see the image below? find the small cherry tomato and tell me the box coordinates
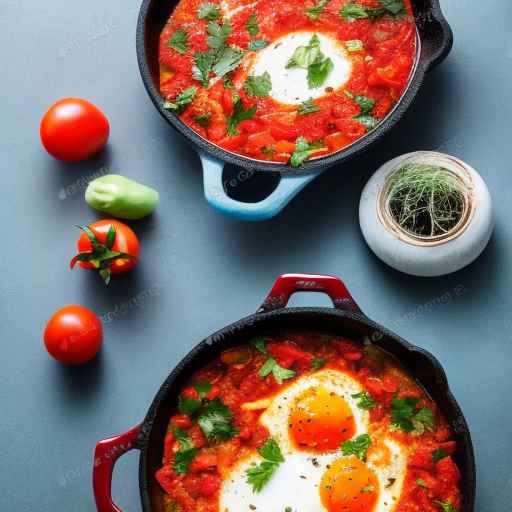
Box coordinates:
[44,305,102,364]
[40,98,110,163]
[70,220,139,284]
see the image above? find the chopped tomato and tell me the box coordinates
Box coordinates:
[270,124,299,141]
[274,140,296,153]
[218,134,248,150]
[325,132,351,151]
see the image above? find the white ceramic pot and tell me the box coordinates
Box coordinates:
[359,151,494,277]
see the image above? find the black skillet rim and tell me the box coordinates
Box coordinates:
[137,307,476,512]
[136,0,453,175]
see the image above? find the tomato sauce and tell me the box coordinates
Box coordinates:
[155,332,462,512]
[159,0,416,166]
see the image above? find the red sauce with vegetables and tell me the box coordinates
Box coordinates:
[159,0,416,166]
[155,332,462,512]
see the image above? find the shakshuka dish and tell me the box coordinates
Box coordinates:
[155,333,462,512]
[159,0,417,166]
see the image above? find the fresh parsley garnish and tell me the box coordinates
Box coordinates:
[227,97,257,135]
[167,29,189,54]
[340,0,406,20]
[251,338,268,354]
[391,397,435,434]
[195,113,212,127]
[207,20,232,49]
[194,380,212,397]
[172,427,198,474]
[434,500,458,512]
[246,439,284,492]
[307,56,333,88]
[341,433,372,461]
[432,448,449,462]
[259,357,296,384]
[248,39,269,51]
[340,2,372,19]
[298,98,321,115]
[213,46,244,77]
[192,51,215,86]
[345,39,364,51]
[179,396,202,416]
[245,72,272,97]
[380,0,407,16]
[345,91,376,114]
[305,0,330,21]
[355,114,378,130]
[351,391,377,410]
[197,397,239,441]
[198,2,221,20]
[246,13,260,36]
[311,357,325,369]
[290,137,324,167]
[163,86,197,113]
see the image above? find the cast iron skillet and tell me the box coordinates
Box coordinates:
[93,273,475,512]
[136,0,453,220]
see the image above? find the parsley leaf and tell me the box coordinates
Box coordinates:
[197,398,239,441]
[195,113,212,127]
[245,72,272,97]
[311,357,325,369]
[246,439,284,492]
[346,92,375,114]
[163,86,197,113]
[434,500,458,512]
[286,34,321,69]
[198,2,221,20]
[172,428,198,474]
[179,396,202,416]
[298,98,321,115]
[391,396,419,432]
[351,391,377,410]
[340,0,406,20]
[340,3,371,20]
[354,114,378,130]
[290,136,324,167]
[194,380,212,397]
[345,39,364,52]
[379,0,406,16]
[258,357,296,384]
[207,20,232,49]
[248,39,269,51]
[213,46,244,77]
[227,97,257,135]
[432,448,449,462]
[307,56,333,88]
[305,0,330,21]
[192,51,215,86]
[246,13,259,36]
[341,434,372,461]
[412,407,435,434]
[251,338,268,354]
[167,29,189,54]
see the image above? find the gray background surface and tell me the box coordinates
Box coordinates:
[1,0,511,510]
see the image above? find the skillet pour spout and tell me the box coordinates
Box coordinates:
[93,273,475,512]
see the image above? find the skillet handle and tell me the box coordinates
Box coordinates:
[93,425,141,512]
[259,273,362,314]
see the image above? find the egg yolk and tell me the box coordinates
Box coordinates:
[288,387,356,451]
[320,457,379,512]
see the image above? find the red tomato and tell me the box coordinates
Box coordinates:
[70,220,140,284]
[270,124,299,141]
[44,305,102,364]
[40,98,110,163]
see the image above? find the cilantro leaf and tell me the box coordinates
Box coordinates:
[346,92,375,114]
[172,428,198,474]
[311,357,325,369]
[163,86,197,113]
[412,407,435,434]
[251,338,267,354]
[340,3,371,20]
[354,114,378,130]
[432,448,449,462]
[434,500,458,512]
[195,113,212,127]
[379,0,406,16]
[258,357,295,384]
[197,398,239,441]
[290,137,324,167]
[192,51,215,86]
[340,0,405,20]
[246,13,259,36]
[286,34,321,69]
[194,380,212,397]
[248,39,269,51]
[227,97,257,135]
[345,39,364,52]
[207,20,232,49]
[213,46,244,77]
[179,396,202,416]
[351,391,377,410]
[391,396,419,432]
[198,2,221,20]
[341,434,372,460]
[298,98,321,115]
[167,29,189,54]
[305,0,330,21]
[307,56,333,88]
[245,72,272,97]
[246,439,284,492]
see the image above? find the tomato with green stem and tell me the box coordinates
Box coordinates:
[70,220,139,284]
